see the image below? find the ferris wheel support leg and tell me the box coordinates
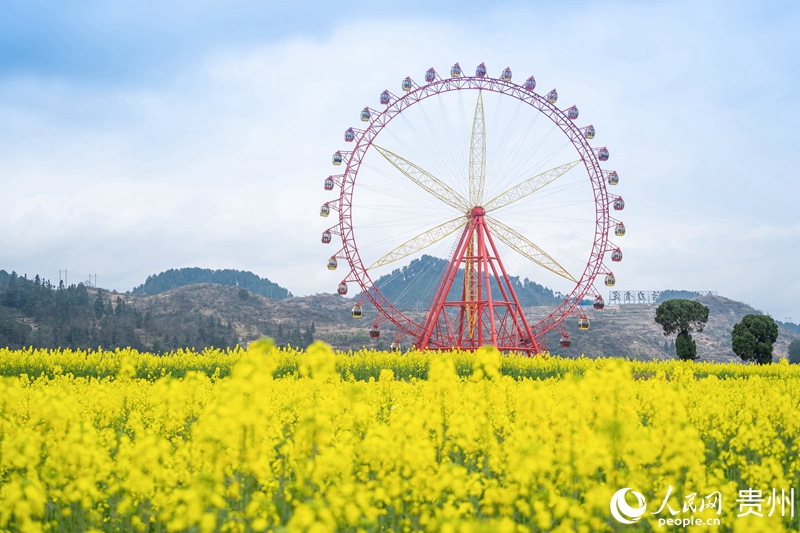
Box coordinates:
[464,236,478,341]
[475,236,484,347]
[482,220,540,354]
[418,220,475,350]
[483,252,519,342]
[477,219,498,348]
[458,248,471,344]
[457,302,466,344]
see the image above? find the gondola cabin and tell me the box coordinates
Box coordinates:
[369,324,380,339]
[524,76,536,91]
[565,105,579,120]
[560,335,572,348]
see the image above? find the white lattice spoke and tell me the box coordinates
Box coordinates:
[469,91,487,206]
[373,145,469,212]
[486,216,576,282]
[367,216,468,270]
[484,160,581,212]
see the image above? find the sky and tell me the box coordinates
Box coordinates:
[1,0,799,320]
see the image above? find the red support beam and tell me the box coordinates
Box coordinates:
[419,207,540,354]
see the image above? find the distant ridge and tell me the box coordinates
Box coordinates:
[132,268,292,299]
[1,267,798,357]
[366,255,561,311]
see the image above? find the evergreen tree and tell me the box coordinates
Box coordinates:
[732,314,779,365]
[115,297,125,316]
[789,339,800,364]
[654,299,709,361]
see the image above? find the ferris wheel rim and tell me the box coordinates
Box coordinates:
[331,69,614,346]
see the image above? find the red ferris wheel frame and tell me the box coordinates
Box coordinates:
[322,65,622,353]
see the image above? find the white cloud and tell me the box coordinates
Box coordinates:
[0,1,798,320]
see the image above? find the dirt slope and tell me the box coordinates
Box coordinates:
[120,286,799,361]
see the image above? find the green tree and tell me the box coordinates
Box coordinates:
[732,314,779,365]
[93,291,106,318]
[115,296,126,316]
[654,299,710,361]
[789,339,800,365]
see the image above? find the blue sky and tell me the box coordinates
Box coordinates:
[1,0,799,321]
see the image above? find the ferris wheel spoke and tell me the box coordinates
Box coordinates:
[483,160,581,212]
[469,90,487,206]
[373,145,470,212]
[486,216,577,283]
[367,216,468,270]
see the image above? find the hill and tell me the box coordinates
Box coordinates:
[132,267,292,299]
[0,272,243,352]
[2,268,799,361]
[132,284,377,350]
[545,295,800,362]
[124,289,795,360]
[0,271,371,352]
[368,255,561,310]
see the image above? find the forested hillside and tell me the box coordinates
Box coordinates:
[3,267,799,360]
[132,267,292,299]
[0,272,241,351]
[369,255,561,310]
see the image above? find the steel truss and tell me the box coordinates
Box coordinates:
[419,207,538,352]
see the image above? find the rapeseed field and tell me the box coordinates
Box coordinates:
[1,341,798,532]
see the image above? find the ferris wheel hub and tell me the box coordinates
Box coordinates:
[470,206,485,217]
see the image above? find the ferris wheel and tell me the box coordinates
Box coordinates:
[320,62,625,353]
